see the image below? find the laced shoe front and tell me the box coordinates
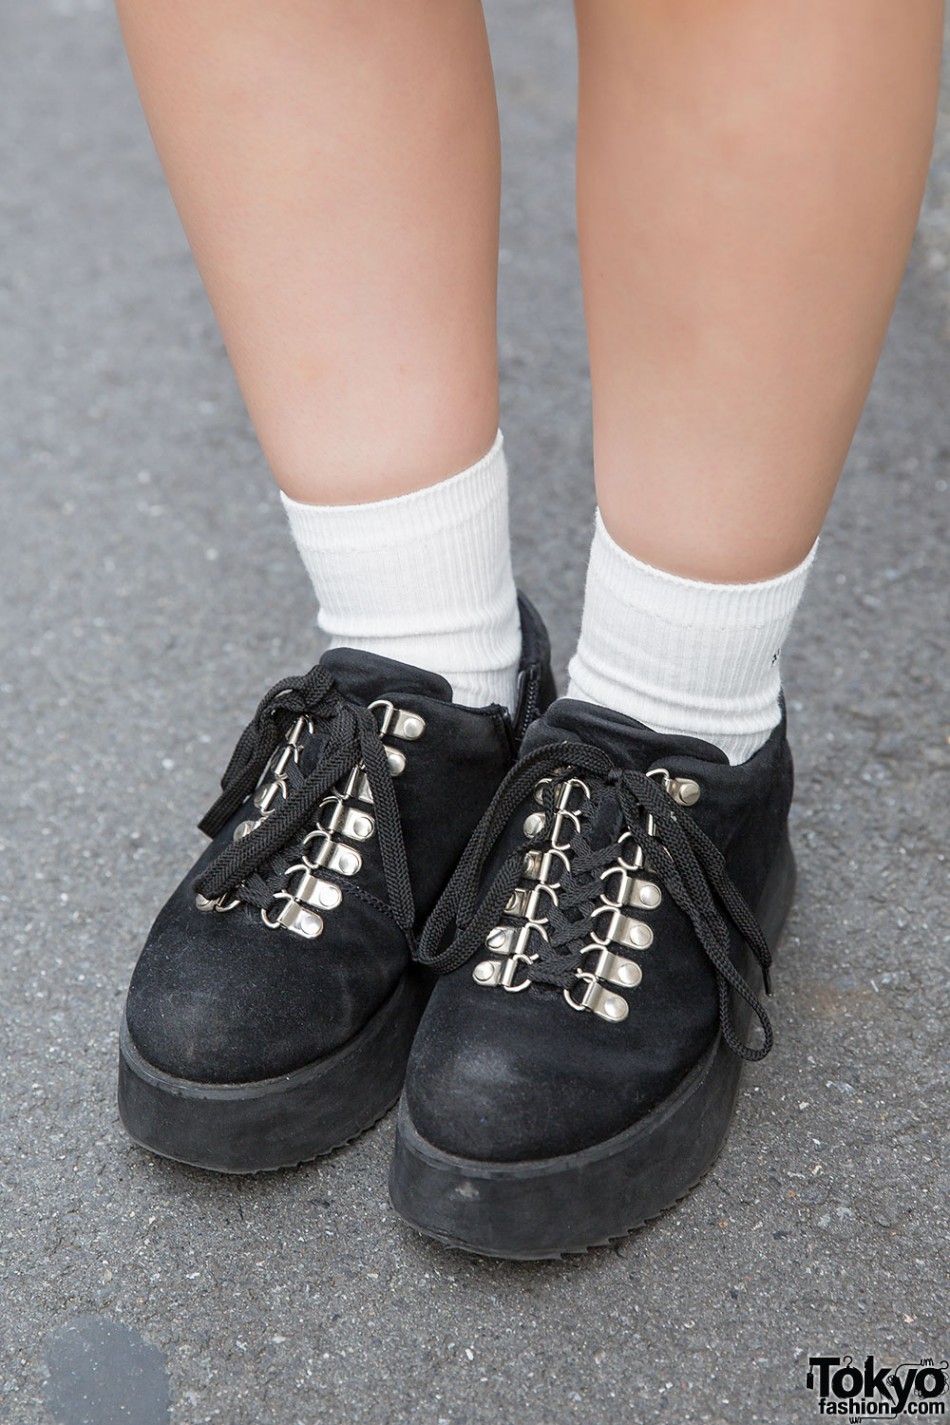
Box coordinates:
[118,597,554,1173]
[389,696,796,1257]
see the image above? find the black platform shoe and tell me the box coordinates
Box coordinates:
[389,697,796,1257]
[117,595,555,1173]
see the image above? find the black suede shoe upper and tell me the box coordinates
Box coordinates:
[404,698,793,1162]
[124,596,554,1085]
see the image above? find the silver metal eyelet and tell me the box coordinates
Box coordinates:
[522,847,569,883]
[342,766,374,804]
[504,882,557,921]
[283,866,344,911]
[261,895,324,939]
[590,905,654,951]
[564,972,629,1022]
[395,712,425,740]
[370,700,426,740]
[254,777,287,814]
[342,807,375,841]
[583,944,643,990]
[385,746,406,776]
[615,832,646,873]
[474,922,545,992]
[485,925,516,954]
[302,830,363,877]
[556,778,591,810]
[318,797,376,842]
[195,892,241,914]
[669,776,701,807]
[471,955,536,991]
[505,887,529,918]
[549,809,582,851]
[268,743,297,779]
[284,715,312,750]
[600,867,662,911]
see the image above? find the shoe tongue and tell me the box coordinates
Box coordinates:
[319,647,453,705]
[522,697,729,772]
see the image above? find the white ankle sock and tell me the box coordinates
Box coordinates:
[280,431,521,711]
[567,511,817,764]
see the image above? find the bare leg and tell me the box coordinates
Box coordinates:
[114,0,500,503]
[573,0,944,581]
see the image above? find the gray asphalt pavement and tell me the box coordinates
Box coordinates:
[1,3,948,1423]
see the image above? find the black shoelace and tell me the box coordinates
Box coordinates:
[192,667,415,936]
[417,741,774,1061]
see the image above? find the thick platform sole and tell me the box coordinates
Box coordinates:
[118,970,428,1174]
[388,834,796,1259]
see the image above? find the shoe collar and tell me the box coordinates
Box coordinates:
[523,697,731,774]
[319,648,453,705]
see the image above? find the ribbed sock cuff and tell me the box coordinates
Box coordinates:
[567,511,817,764]
[281,431,521,710]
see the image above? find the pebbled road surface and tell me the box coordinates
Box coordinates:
[1,3,947,1422]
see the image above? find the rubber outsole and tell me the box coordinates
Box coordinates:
[118,969,428,1174]
[388,834,797,1259]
